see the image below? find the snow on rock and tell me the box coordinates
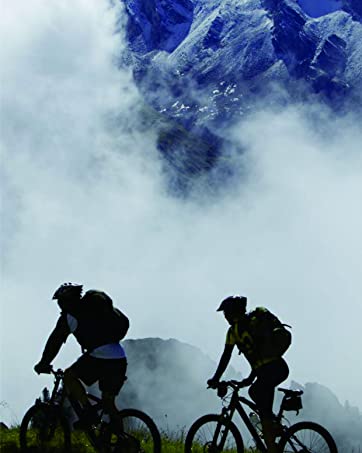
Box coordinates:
[121,0,362,110]
[118,0,362,182]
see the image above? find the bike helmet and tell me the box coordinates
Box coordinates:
[217,295,247,313]
[52,283,83,300]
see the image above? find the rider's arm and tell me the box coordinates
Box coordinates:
[211,344,234,381]
[39,315,71,365]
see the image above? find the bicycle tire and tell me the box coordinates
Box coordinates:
[114,408,162,453]
[278,421,338,453]
[184,413,245,453]
[19,402,71,452]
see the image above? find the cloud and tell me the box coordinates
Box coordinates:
[1,0,362,428]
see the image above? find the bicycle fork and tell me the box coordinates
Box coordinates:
[212,408,236,451]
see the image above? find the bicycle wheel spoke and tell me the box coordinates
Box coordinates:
[280,422,337,453]
[112,410,160,453]
[122,418,152,450]
[289,430,331,452]
[189,420,240,453]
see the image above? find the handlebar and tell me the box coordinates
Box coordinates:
[51,368,64,379]
[208,380,250,398]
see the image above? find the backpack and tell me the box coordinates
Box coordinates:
[82,290,114,314]
[110,307,130,342]
[79,290,130,348]
[247,307,292,358]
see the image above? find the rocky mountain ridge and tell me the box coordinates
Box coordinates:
[122,0,362,114]
[118,0,362,189]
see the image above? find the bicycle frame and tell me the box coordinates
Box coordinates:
[218,385,267,452]
[48,369,108,451]
[28,368,161,453]
[189,383,336,453]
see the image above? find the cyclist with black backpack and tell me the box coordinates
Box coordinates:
[34,283,129,429]
[207,295,291,453]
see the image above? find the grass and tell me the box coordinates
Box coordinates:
[0,427,97,452]
[0,427,19,453]
[0,426,259,453]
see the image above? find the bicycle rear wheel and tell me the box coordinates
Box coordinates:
[109,408,161,453]
[19,402,71,452]
[278,421,338,453]
[184,414,244,453]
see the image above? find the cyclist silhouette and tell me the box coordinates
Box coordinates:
[34,283,129,428]
[207,295,290,453]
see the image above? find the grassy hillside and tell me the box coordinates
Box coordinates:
[0,426,187,453]
[0,426,256,453]
[0,427,92,452]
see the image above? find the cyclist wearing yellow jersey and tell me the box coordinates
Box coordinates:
[207,295,289,453]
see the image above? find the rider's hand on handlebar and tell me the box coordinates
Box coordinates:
[34,362,53,375]
[207,378,220,389]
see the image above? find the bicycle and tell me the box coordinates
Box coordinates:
[19,367,162,453]
[184,380,338,453]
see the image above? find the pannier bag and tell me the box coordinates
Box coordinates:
[282,394,303,414]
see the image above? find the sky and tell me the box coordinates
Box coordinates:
[1,0,362,427]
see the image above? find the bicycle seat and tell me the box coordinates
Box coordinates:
[278,387,303,396]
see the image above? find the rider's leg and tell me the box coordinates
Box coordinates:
[260,417,278,453]
[64,355,101,425]
[99,358,127,431]
[102,391,121,428]
[249,379,278,452]
[248,359,289,452]
[63,368,90,408]
[101,392,118,414]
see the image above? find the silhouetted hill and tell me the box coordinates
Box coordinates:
[118,338,239,430]
[112,337,362,449]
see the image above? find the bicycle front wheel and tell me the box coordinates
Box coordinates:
[19,402,71,452]
[114,408,161,453]
[278,421,338,453]
[184,414,244,453]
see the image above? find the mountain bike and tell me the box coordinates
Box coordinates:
[20,367,161,453]
[184,380,338,453]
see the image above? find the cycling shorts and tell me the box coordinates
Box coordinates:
[248,358,289,416]
[68,354,127,395]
